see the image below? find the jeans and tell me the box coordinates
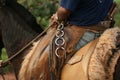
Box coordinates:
[76,31,101,50]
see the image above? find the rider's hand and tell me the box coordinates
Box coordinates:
[50,13,58,23]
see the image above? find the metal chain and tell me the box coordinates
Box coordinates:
[55,23,66,58]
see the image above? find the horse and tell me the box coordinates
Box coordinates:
[0,0,43,79]
[19,21,120,80]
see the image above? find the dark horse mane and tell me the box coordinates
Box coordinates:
[0,6,36,55]
[0,0,43,79]
[0,0,43,56]
[4,0,43,33]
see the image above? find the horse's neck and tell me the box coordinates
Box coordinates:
[6,0,43,33]
[0,7,38,55]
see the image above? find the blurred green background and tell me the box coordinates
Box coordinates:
[0,0,120,68]
[114,0,120,27]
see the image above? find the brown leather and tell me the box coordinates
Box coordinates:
[107,2,118,20]
[76,24,108,32]
[61,38,99,80]
[49,25,87,79]
[50,24,104,80]
[67,21,110,33]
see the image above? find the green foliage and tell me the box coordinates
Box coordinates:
[0,48,11,72]
[114,0,120,26]
[1,48,8,61]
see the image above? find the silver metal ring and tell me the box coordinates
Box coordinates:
[57,23,64,30]
[55,37,65,46]
[55,47,66,58]
[55,30,64,38]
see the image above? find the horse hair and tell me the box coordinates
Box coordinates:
[0,0,43,78]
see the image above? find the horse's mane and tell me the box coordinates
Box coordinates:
[5,0,43,33]
[0,1,44,77]
[0,0,43,33]
[0,0,44,56]
[0,22,4,50]
[0,5,38,56]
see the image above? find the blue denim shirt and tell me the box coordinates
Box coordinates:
[60,0,113,26]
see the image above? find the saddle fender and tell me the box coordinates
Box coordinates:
[61,38,99,80]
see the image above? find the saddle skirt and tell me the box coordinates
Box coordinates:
[61,27,120,80]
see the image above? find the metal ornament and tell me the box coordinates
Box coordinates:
[55,23,66,58]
